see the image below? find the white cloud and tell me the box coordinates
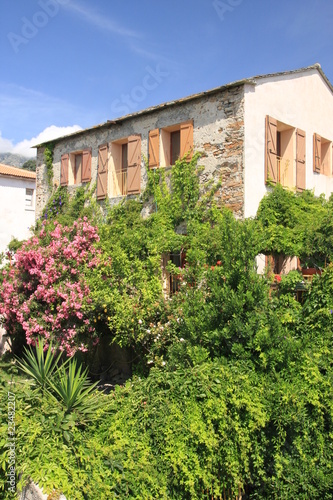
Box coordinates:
[63,1,141,39]
[0,125,82,158]
[0,133,14,154]
[0,82,91,146]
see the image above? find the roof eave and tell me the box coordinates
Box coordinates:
[33,78,253,148]
[33,63,333,149]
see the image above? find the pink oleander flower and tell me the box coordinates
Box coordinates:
[0,218,101,356]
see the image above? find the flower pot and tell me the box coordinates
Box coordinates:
[301,267,321,276]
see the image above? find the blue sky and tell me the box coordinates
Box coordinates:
[0,0,332,157]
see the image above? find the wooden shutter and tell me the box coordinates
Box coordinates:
[81,149,91,183]
[148,129,159,169]
[161,128,171,167]
[265,116,278,184]
[296,129,306,191]
[313,133,321,173]
[321,140,331,176]
[60,154,69,186]
[97,144,108,200]
[127,135,141,194]
[180,121,193,160]
[110,142,122,196]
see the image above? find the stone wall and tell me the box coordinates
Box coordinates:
[36,85,245,218]
[19,482,66,500]
[35,147,49,219]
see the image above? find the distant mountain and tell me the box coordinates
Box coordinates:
[0,153,36,171]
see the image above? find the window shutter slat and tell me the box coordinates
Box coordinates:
[148,129,159,169]
[127,135,141,194]
[81,149,92,183]
[296,129,306,191]
[60,154,69,186]
[313,133,321,173]
[97,144,108,200]
[180,121,193,160]
[265,116,278,184]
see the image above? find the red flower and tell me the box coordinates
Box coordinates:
[216,261,222,266]
[274,274,282,282]
[211,266,215,271]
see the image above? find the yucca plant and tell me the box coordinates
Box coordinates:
[48,358,100,417]
[16,338,62,393]
[16,337,101,422]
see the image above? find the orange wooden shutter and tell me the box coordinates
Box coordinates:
[161,128,171,167]
[110,142,122,196]
[60,154,69,186]
[97,144,108,200]
[265,116,278,184]
[81,149,91,183]
[313,133,321,173]
[180,121,193,160]
[296,129,306,191]
[148,129,159,169]
[127,135,141,194]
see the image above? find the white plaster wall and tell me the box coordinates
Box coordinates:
[0,176,36,254]
[244,68,333,218]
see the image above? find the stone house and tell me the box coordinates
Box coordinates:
[34,63,333,274]
[0,164,36,255]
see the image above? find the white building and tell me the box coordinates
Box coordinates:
[0,164,36,255]
[243,64,333,218]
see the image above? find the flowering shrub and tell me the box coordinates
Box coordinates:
[0,218,101,355]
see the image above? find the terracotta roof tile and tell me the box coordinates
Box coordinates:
[0,164,36,180]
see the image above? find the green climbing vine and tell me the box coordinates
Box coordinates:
[43,142,55,189]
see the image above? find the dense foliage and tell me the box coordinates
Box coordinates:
[256,184,333,266]
[0,157,333,499]
[21,159,36,172]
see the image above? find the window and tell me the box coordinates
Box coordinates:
[72,153,82,184]
[162,250,186,296]
[25,188,34,209]
[313,133,332,175]
[110,135,141,197]
[60,149,91,186]
[265,116,305,190]
[99,134,141,200]
[148,121,193,169]
[265,254,285,275]
[170,130,181,165]
[265,254,298,275]
[97,144,108,200]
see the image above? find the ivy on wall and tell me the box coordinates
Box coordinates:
[43,142,55,189]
